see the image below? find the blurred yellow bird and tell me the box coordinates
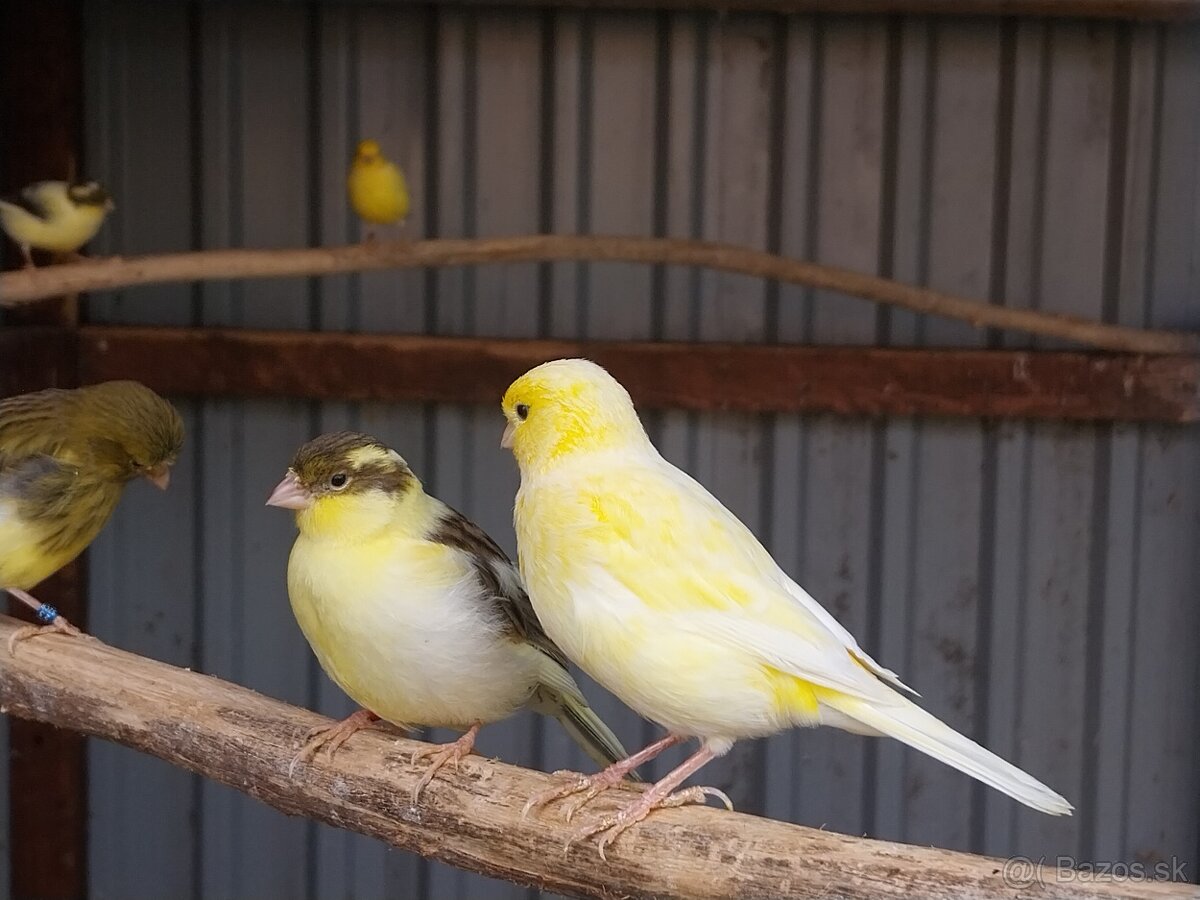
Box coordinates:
[503,359,1071,856]
[0,180,114,268]
[1,381,182,649]
[267,431,634,801]
[346,139,409,239]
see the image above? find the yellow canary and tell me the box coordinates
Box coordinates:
[0,180,114,268]
[346,140,409,237]
[0,381,183,649]
[502,359,1071,856]
[267,431,634,801]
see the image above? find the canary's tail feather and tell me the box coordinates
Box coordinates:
[823,694,1072,816]
[532,683,642,782]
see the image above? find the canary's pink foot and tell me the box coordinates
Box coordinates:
[6,587,82,654]
[564,743,732,860]
[522,733,682,822]
[409,721,481,803]
[289,709,380,776]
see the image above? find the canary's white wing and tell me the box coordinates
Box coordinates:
[0,182,69,224]
[638,458,907,696]
[21,182,73,219]
[652,456,915,694]
[548,457,906,702]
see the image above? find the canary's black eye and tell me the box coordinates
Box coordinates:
[515,403,530,421]
[330,473,348,489]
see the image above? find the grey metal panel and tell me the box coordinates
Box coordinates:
[1124,21,1200,871]
[308,4,433,897]
[776,16,890,839]
[193,5,319,899]
[81,3,202,898]
[1090,22,1156,868]
[69,3,1200,896]
[873,18,1003,853]
[988,19,1116,864]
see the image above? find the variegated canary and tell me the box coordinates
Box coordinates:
[0,180,114,268]
[1,381,183,649]
[267,431,634,801]
[502,359,1071,857]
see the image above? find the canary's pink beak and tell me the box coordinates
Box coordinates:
[266,471,313,510]
[146,464,172,491]
[501,421,515,449]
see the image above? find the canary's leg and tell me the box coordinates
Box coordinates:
[363,229,377,244]
[18,245,34,269]
[522,733,684,822]
[289,709,380,776]
[6,588,82,654]
[566,743,732,860]
[408,721,481,803]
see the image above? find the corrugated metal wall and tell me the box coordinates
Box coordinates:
[10,1,1199,896]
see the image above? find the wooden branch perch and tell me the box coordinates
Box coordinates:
[0,615,1193,900]
[2,236,1195,355]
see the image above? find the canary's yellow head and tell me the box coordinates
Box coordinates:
[500,359,650,474]
[267,431,418,539]
[69,381,183,487]
[354,139,384,165]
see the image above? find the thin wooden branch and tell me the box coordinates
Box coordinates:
[2,237,1195,355]
[0,616,1191,900]
[75,325,1200,423]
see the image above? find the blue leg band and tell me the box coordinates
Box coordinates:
[35,604,58,624]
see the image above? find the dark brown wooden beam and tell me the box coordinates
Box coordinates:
[76,325,1200,424]
[0,2,88,896]
[0,329,74,397]
[422,0,1200,19]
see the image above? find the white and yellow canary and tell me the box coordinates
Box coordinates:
[0,180,114,268]
[502,359,1071,856]
[346,139,409,239]
[267,431,634,800]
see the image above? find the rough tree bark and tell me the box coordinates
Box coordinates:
[0,616,1192,900]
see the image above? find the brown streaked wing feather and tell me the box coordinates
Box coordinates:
[429,507,570,669]
[0,389,75,460]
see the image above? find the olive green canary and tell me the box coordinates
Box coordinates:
[0,381,183,650]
